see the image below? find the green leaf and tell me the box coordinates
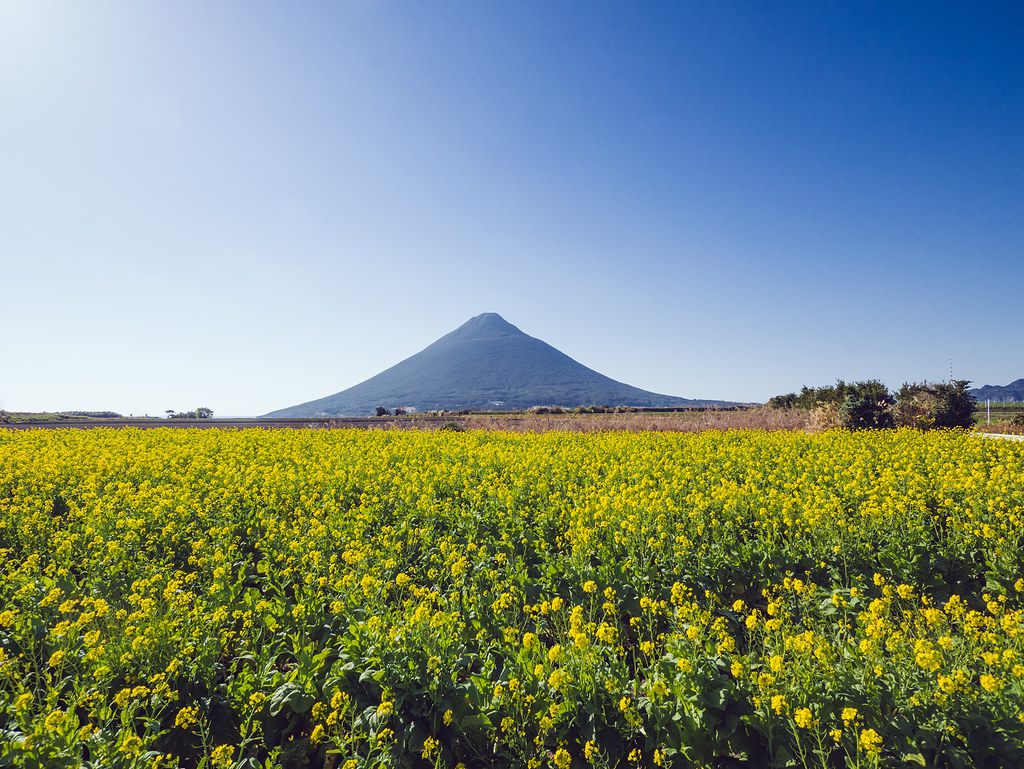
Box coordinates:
[269,682,314,716]
[703,685,728,710]
[460,714,492,730]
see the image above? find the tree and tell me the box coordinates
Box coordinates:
[839,380,895,430]
[769,381,856,410]
[195,407,213,419]
[895,381,975,429]
[375,406,391,417]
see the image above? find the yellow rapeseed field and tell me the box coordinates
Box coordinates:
[0,427,1022,768]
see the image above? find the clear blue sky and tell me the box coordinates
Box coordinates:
[3,1,1021,416]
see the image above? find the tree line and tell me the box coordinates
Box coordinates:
[769,380,976,430]
[165,407,214,420]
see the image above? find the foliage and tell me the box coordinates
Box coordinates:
[375,407,392,417]
[895,381,976,430]
[838,380,895,430]
[1,428,1023,768]
[0,411,124,424]
[166,407,214,420]
[768,380,864,411]
[773,380,977,433]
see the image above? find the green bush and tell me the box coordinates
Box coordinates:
[895,381,975,430]
[774,380,976,432]
[838,380,895,430]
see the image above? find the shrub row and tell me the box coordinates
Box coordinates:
[769,380,975,431]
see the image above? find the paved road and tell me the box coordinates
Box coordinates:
[975,432,1024,441]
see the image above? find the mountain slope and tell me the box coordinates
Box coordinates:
[263,313,730,417]
[970,379,1024,403]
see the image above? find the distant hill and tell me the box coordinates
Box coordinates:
[263,313,735,417]
[969,379,1024,403]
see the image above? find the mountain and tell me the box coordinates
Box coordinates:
[263,313,733,417]
[969,379,1024,403]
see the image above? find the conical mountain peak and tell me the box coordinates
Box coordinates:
[264,314,729,417]
[447,313,525,341]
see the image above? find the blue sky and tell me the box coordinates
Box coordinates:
[2,1,1021,416]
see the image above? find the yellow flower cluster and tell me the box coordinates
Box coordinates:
[0,426,1022,767]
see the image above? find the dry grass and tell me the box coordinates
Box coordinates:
[973,421,1024,436]
[430,407,816,434]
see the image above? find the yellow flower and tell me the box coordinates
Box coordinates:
[583,580,597,593]
[980,674,1000,692]
[175,704,200,729]
[119,734,143,755]
[547,669,566,691]
[14,692,32,715]
[553,747,572,769]
[841,707,858,725]
[860,728,882,754]
[211,744,235,768]
[915,641,941,672]
[43,709,65,730]
[794,707,813,729]
[423,736,439,758]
